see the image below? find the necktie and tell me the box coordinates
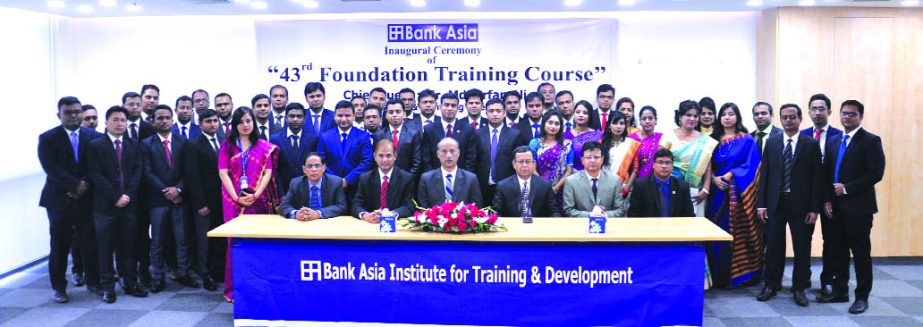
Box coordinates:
[601,111,608,126]
[224,122,231,135]
[114,139,124,191]
[290,135,299,153]
[591,177,599,201]
[276,115,283,126]
[309,185,322,210]
[757,131,766,153]
[69,131,79,163]
[392,130,399,151]
[260,126,267,140]
[211,137,220,153]
[657,179,670,217]
[340,132,348,152]
[490,129,499,181]
[520,181,530,215]
[565,122,572,133]
[532,123,540,139]
[445,174,454,202]
[471,120,478,130]
[425,119,433,126]
[834,135,850,183]
[130,123,138,139]
[163,139,172,168]
[313,114,321,134]
[380,176,389,209]
[814,128,823,141]
[446,124,453,138]
[181,126,188,139]
[783,139,793,192]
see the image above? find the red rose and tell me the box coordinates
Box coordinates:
[469,219,477,227]
[487,214,498,224]
[457,222,468,232]
[458,207,467,218]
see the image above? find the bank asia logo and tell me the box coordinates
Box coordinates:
[387,24,478,42]
[300,260,323,281]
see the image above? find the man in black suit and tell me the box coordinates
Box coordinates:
[416,89,440,128]
[538,82,556,114]
[142,105,197,292]
[503,90,524,128]
[399,88,422,131]
[172,96,201,140]
[421,92,478,172]
[122,91,155,288]
[589,84,616,131]
[140,84,160,123]
[458,88,488,131]
[304,82,336,135]
[515,92,545,145]
[269,85,289,129]
[751,102,783,155]
[183,109,222,291]
[87,106,148,303]
[817,100,885,314]
[123,92,154,141]
[418,138,483,208]
[475,98,525,204]
[628,148,694,218]
[755,104,824,306]
[553,90,576,134]
[38,96,103,303]
[352,139,416,222]
[214,93,233,141]
[279,153,348,220]
[270,103,319,196]
[378,99,422,180]
[252,94,278,141]
[493,146,560,217]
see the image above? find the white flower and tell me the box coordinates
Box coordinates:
[437,216,449,228]
[589,221,602,233]
[474,215,488,224]
[380,221,394,233]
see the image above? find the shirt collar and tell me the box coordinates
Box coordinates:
[757,125,774,134]
[158,133,173,143]
[441,166,458,177]
[107,132,122,144]
[177,121,192,129]
[308,176,324,189]
[517,175,531,187]
[442,118,456,130]
[338,126,353,135]
[379,168,392,182]
[390,124,403,134]
[815,123,830,133]
[783,132,799,144]
[287,128,301,139]
[845,126,861,139]
[63,126,80,135]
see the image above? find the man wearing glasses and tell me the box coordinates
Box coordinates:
[492,146,559,217]
[628,148,694,218]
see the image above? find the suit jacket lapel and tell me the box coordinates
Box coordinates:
[452,171,463,199]
[433,171,445,202]
[371,170,381,207]
[527,177,537,205]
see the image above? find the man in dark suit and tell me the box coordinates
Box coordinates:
[38,96,103,303]
[141,105,197,292]
[628,148,694,218]
[818,100,885,314]
[417,138,483,208]
[183,109,222,291]
[123,92,154,141]
[140,84,160,123]
[493,146,560,217]
[271,103,319,196]
[503,90,524,128]
[538,82,556,114]
[515,92,545,145]
[378,99,423,180]
[415,89,440,129]
[751,102,783,155]
[279,153,348,220]
[304,82,336,135]
[458,88,488,131]
[252,94,279,141]
[269,85,289,130]
[398,88,422,131]
[352,139,416,222]
[553,90,576,134]
[214,93,233,141]
[172,95,201,140]
[475,98,525,204]
[421,92,478,172]
[755,104,824,306]
[87,106,148,303]
[800,93,844,296]
[589,84,616,131]
[317,101,373,198]
[122,91,154,287]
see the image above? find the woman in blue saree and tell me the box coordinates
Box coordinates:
[706,102,763,288]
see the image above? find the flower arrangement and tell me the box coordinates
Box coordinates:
[401,201,506,234]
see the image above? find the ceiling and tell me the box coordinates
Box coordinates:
[0,0,917,17]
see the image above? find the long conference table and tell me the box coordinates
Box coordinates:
[209,215,731,326]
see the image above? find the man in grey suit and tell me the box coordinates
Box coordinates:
[417,138,482,208]
[278,153,348,221]
[563,141,625,217]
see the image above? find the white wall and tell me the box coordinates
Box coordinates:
[0,7,56,273]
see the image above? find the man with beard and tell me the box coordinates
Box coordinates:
[270,85,289,130]
[172,96,200,140]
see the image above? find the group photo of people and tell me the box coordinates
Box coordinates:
[40,79,884,314]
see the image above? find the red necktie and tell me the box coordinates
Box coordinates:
[114,139,124,191]
[601,111,608,126]
[814,128,823,141]
[380,176,389,209]
[163,139,172,168]
[224,122,231,135]
[392,130,399,151]
[471,121,478,130]
[446,124,453,137]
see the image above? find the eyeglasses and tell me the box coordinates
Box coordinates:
[304,164,323,169]
[582,155,602,161]
[780,115,799,121]
[809,106,828,112]
[513,160,534,166]
[654,160,673,166]
[841,111,859,118]
[598,95,614,100]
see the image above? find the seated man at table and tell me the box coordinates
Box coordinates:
[352,139,415,223]
[279,152,348,221]
[628,148,694,217]
[493,146,560,217]
[563,141,625,217]
[417,137,482,208]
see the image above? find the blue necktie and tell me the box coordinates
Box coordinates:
[181,126,188,139]
[834,135,850,183]
[313,114,321,134]
[309,185,321,210]
[69,131,79,163]
[445,174,454,202]
[490,129,499,181]
[565,122,572,133]
[340,132,348,152]
[657,179,670,217]
[532,123,540,139]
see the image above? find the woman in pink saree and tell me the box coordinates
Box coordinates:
[217,107,279,302]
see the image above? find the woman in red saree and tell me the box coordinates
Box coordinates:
[217,107,279,302]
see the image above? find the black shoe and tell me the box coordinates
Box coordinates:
[793,289,809,306]
[150,279,165,293]
[177,275,200,288]
[817,292,849,303]
[71,273,85,287]
[849,299,868,314]
[202,276,217,291]
[52,289,68,303]
[124,285,148,298]
[169,270,180,282]
[820,284,833,296]
[87,284,104,296]
[756,286,778,301]
[101,290,117,303]
[140,273,153,288]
